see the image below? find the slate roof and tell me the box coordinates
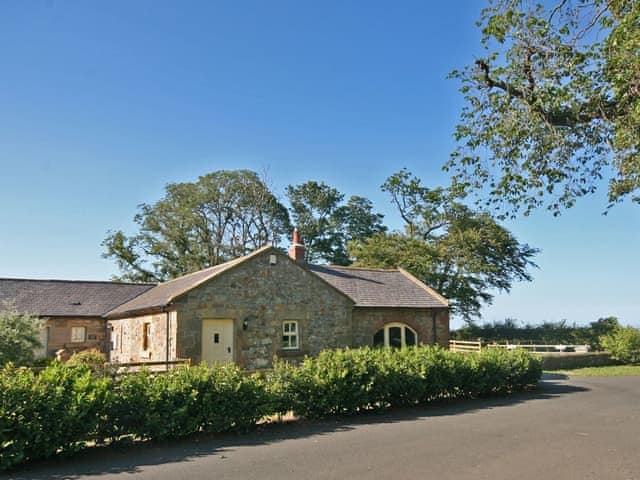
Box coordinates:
[0,278,155,317]
[107,246,448,317]
[306,265,448,308]
[106,246,273,317]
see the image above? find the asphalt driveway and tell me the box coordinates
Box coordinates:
[8,374,640,480]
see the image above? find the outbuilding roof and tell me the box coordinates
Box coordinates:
[306,265,448,308]
[106,246,274,317]
[106,246,448,317]
[0,278,155,317]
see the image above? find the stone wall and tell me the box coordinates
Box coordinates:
[352,307,449,348]
[42,317,106,357]
[173,249,354,370]
[107,310,176,364]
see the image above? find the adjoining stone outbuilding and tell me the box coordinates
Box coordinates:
[105,236,450,370]
[0,279,154,358]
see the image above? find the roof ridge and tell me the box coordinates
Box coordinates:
[0,277,156,286]
[156,245,273,288]
[314,264,400,272]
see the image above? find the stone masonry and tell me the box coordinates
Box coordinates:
[174,249,354,369]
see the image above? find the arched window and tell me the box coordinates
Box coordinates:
[373,323,418,348]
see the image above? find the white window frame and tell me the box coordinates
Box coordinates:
[142,322,152,351]
[375,322,418,348]
[282,320,299,350]
[70,326,86,343]
[110,326,119,351]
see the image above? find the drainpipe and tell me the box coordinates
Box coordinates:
[432,312,437,345]
[162,307,170,371]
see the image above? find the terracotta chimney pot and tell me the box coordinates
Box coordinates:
[288,228,305,262]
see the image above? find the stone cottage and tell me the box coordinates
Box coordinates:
[105,234,450,370]
[0,278,154,358]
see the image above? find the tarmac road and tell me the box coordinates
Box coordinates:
[8,374,640,480]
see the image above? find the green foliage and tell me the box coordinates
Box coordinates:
[349,170,538,320]
[600,326,640,364]
[102,170,292,282]
[0,303,43,367]
[269,346,541,419]
[447,0,640,216]
[454,317,621,350]
[108,364,272,440]
[0,362,111,470]
[286,181,385,265]
[0,349,541,470]
[66,349,107,368]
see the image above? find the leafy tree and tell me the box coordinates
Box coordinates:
[286,181,385,264]
[349,169,538,320]
[103,170,292,282]
[0,302,43,366]
[447,0,640,217]
[601,326,640,364]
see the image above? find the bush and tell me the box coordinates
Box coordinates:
[0,362,111,470]
[109,364,272,440]
[453,317,621,350]
[0,303,43,367]
[66,349,107,368]
[601,327,640,364]
[269,346,542,419]
[0,347,542,470]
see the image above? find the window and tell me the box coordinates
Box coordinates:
[282,321,299,350]
[110,326,119,351]
[373,323,418,349]
[142,322,151,351]
[70,326,86,343]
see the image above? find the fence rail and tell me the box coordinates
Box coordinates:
[109,358,191,372]
[449,340,482,353]
[486,344,591,353]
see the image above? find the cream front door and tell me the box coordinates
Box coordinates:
[201,319,234,364]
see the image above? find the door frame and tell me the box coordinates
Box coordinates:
[201,318,235,364]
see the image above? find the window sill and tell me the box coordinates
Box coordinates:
[276,349,306,358]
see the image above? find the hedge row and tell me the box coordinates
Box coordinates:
[0,346,541,470]
[268,347,542,417]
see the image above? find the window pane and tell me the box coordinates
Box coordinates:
[389,327,402,348]
[373,329,385,347]
[290,322,296,332]
[284,323,290,333]
[405,328,416,346]
[71,327,86,342]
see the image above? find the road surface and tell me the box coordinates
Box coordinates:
[9,374,640,480]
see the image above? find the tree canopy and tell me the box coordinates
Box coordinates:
[103,170,291,282]
[286,181,386,265]
[349,170,539,320]
[447,0,640,217]
[0,302,42,366]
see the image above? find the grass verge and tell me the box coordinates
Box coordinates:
[548,365,640,377]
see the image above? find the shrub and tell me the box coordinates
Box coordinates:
[454,317,621,350]
[66,349,107,368]
[0,347,542,470]
[0,303,43,367]
[270,346,542,419]
[0,362,112,470]
[601,327,640,364]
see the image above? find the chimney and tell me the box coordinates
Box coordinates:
[288,228,306,262]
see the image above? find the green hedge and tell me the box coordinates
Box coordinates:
[0,347,542,470]
[267,347,541,418]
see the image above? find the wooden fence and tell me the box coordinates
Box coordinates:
[486,343,591,353]
[449,340,482,353]
[109,358,191,373]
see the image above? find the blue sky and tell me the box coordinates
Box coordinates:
[1,1,638,328]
